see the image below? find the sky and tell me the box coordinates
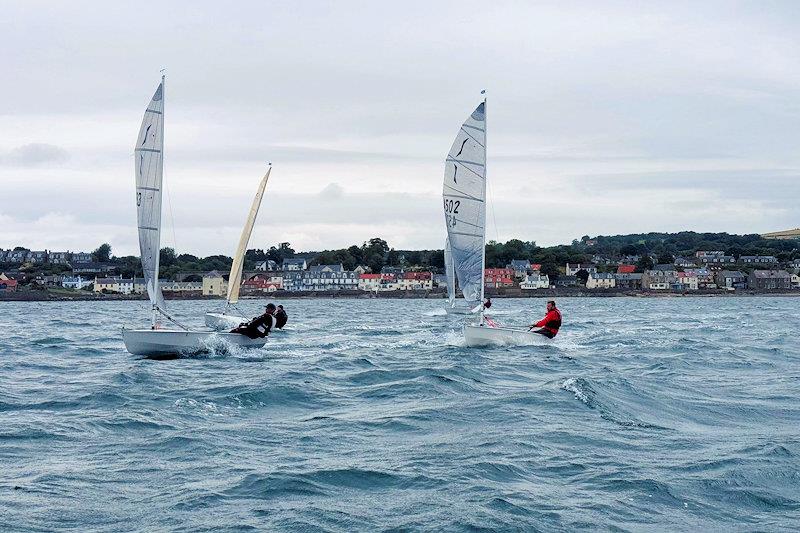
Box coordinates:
[2,0,799,257]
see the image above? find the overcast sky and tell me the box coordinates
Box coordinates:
[2,1,799,256]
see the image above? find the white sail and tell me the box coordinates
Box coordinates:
[226,165,272,304]
[443,101,486,309]
[135,79,166,318]
[444,236,456,305]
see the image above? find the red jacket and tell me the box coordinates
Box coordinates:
[535,308,562,335]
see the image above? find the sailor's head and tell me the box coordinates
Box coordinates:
[277,305,284,310]
[547,300,556,311]
[265,303,276,313]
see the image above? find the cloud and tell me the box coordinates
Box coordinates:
[2,143,69,167]
[318,182,344,199]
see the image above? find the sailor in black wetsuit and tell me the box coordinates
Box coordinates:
[231,303,276,339]
[274,304,288,329]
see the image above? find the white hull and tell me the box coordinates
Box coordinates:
[122,328,266,356]
[463,324,552,347]
[205,312,246,331]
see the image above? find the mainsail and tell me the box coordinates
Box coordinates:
[442,101,486,309]
[226,165,272,305]
[444,236,456,305]
[135,78,166,319]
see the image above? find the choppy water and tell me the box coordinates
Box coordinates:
[1,297,799,531]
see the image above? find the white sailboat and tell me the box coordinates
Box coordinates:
[442,96,551,346]
[205,165,272,330]
[122,76,268,356]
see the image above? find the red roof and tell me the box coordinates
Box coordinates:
[403,272,432,280]
[0,279,18,290]
[617,265,636,274]
[531,264,542,271]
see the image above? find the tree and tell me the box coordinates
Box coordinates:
[657,253,674,265]
[267,242,295,263]
[575,269,590,284]
[159,247,176,267]
[636,255,654,273]
[93,243,112,262]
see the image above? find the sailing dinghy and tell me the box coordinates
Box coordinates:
[205,165,272,330]
[442,96,552,346]
[122,76,267,356]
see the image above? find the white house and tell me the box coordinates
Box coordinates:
[585,272,615,289]
[118,278,135,294]
[520,273,550,290]
[61,276,92,290]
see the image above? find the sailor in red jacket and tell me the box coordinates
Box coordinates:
[530,300,562,338]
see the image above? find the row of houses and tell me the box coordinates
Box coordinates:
[578,268,800,291]
[202,265,436,295]
[588,252,800,271]
[93,277,202,294]
[0,249,94,265]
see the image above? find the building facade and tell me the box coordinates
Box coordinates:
[586,272,616,289]
[520,273,550,290]
[748,270,791,290]
[202,271,228,296]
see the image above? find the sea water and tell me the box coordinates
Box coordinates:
[1,297,798,531]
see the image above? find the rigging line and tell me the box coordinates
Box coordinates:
[486,171,500,243]
[163,151,178,259]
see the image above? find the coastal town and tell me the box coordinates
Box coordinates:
[2,240,799,299]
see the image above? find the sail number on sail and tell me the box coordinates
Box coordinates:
[444,198,460,227]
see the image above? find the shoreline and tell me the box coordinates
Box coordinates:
[2,288,799,302]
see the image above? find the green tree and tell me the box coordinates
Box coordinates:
[159,247,176,267]
[636,255,654,272]
[93,243,112,262]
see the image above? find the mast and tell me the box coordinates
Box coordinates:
[151,73,165,328]
[479,92,487,322]
[226,164,272,306]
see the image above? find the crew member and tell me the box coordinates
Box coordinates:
[231,303,276,339]
[530,300,561,338]
[274,304,288,329]
[483,298,492,310]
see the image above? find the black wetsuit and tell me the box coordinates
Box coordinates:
[231,312,275,339]
[275,309,288,329]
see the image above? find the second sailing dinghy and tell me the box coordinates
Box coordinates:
[205,165,272,330]
[122,77,267,356]
[442,96,552,347]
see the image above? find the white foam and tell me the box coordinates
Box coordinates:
[561,377,591,405]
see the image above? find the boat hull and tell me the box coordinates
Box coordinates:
[122,328,266,356]
[444,305,470,315]
[463,324,552,347]
[205,312,246,331]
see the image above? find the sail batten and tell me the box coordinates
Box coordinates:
[135,80,166,318]
[226,166,272,305]
[442,101,487,309]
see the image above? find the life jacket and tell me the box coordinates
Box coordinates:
[251,313,275,337]
[275,310,287,329]
[543,309,562,334]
